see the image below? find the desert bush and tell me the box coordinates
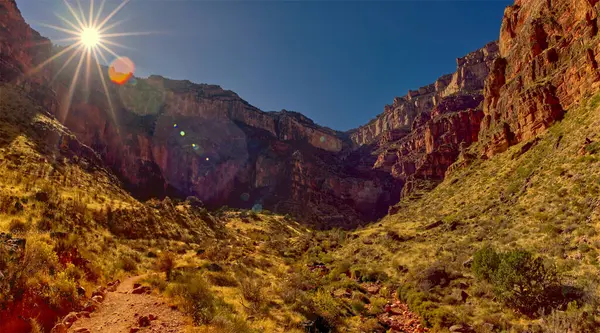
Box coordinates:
[350,299,366,315]
[142,273,169,292]
[494,249,559,314]
[118,255,138,273]
[206,271,238,287]
[239,276,266,314]
[23,236,60,277]
[8,219,28,233]
[367,297,387,316]
[156,251,176,281]
[417,263,453,291]
[47,270,79,307]
[358,318,385,332]
[423,307,459,330]
[35,218,53,232]
[167,272,216,324]
[540,304,600,333]
[209,311,253,333]
[310,289,344,326]
[279,280,305,305]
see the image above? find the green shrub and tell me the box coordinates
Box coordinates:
[425,307,459,329]
[350,300,366,315]
[367,297,387,316]
[311,289,344,326]
[472,246,563,315]
[48,270,79,307]
[472,244,501,281]
[494,249,559,314]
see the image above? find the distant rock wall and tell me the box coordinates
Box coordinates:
[348,42,499,191]
[349,42,498,147]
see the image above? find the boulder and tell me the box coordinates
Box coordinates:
[62,312,78,328]
[138,315,151,327]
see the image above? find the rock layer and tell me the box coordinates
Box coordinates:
[479,0,600,156]
[349,43,499,192]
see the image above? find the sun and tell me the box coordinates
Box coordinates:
[28,0,155,125]
[81,27,100,48]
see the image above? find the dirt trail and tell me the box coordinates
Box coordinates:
[67,275,189,333]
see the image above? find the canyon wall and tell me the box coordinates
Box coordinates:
[348,42,499,192]
[479,0,600,156]
[5,0,599,227]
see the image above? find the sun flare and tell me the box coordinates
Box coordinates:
[81,27,100,48]
[28,0,155,127]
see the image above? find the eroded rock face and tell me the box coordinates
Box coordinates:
[349,43,499,193]
[51,71,397,228]
[349,42,498,146]
[479,0,600,156]
[0,0,56,112]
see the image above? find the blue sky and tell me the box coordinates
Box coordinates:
[18,0,512,131]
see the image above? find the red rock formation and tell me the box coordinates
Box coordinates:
[350,42,498,146]
[479,0,600,156]
[0,0,56,112]
[350,43,498,194]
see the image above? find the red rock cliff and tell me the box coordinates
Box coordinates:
[479,0,600,156]
[348,43,498,194]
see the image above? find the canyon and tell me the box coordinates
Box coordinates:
[2,0,600,228]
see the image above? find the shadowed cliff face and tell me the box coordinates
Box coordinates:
[479,0,600,157]
[49,67,401,228]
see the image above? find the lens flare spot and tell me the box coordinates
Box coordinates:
[252,204,263,213]
[173,123,178,128]
[205,157,209,161]
[180,131,186,137]
[192,143,198,150]
[108,56,135,85]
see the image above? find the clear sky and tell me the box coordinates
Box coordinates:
[18,0,512,131]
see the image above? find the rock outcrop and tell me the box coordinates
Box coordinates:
[479,0,600,156]
[348,43,499,192]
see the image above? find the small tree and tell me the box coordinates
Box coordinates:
[493,250,558,315]
[472,246,561,315]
